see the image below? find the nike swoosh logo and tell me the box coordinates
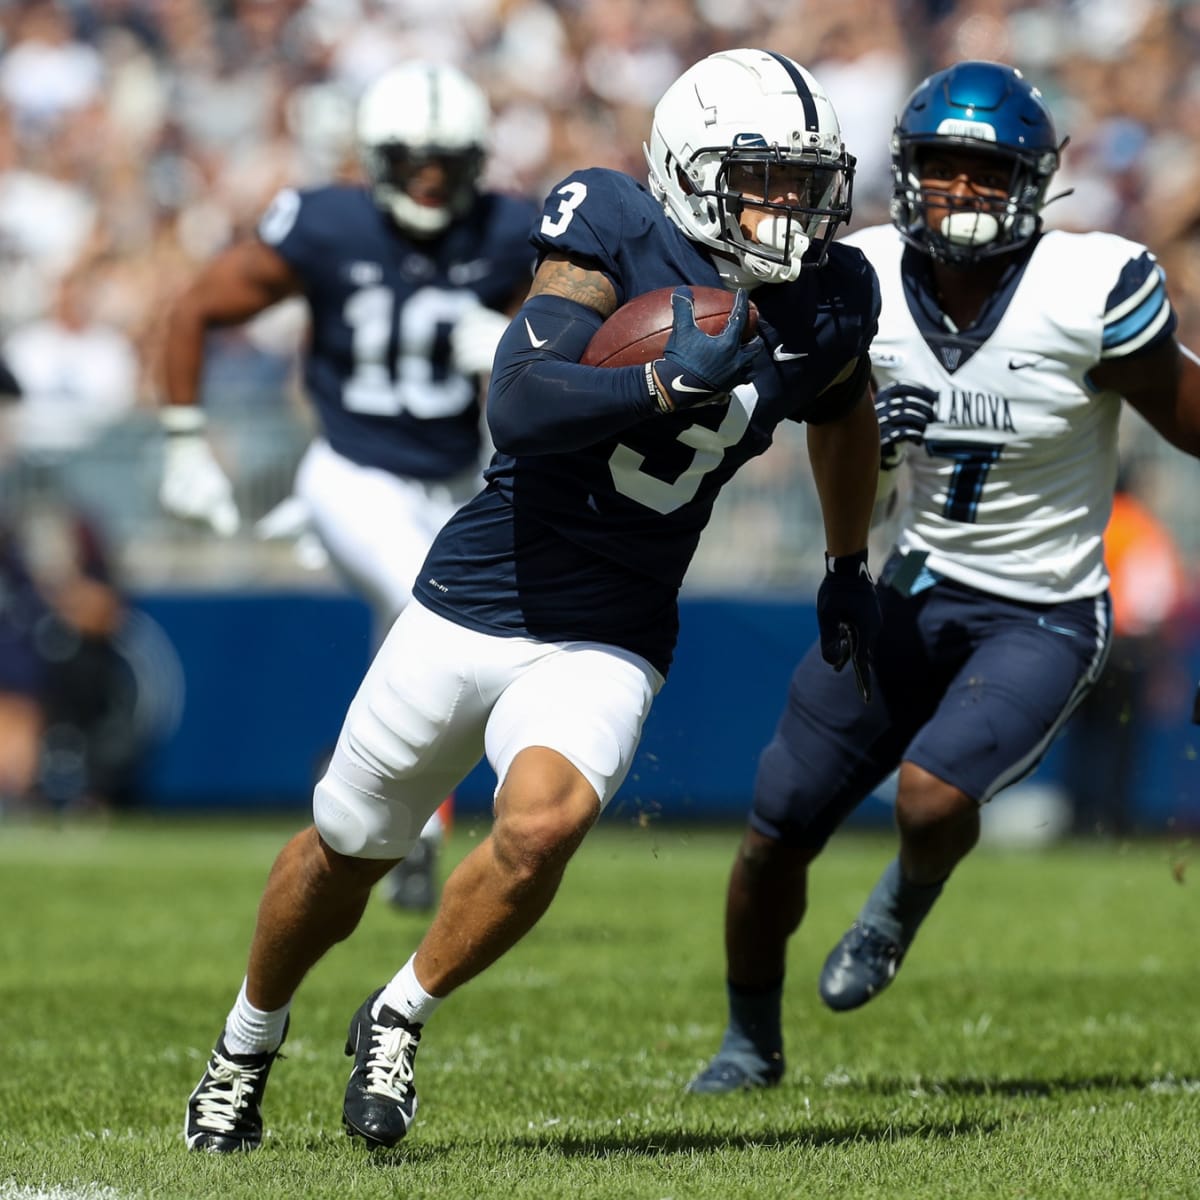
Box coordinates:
[773,346,808,361]
[1008,357,1043,370]
[670,375,711,394]
[525,318,548,349]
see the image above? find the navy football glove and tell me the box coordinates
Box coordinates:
[648,287,758,413]
[816,549,881,703]
[874,384,938,468]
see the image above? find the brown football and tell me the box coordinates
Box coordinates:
[580,286,759,368]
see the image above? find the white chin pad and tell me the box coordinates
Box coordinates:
[755,216,790,253]
[941,211,1000,246]
[753,216,810,265]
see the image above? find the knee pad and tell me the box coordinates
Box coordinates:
[314,767,420,860]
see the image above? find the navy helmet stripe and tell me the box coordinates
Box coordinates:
[763,50,819,131]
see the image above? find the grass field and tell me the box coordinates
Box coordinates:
[2,813,1199,1199]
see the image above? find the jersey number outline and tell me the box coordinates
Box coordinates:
[924,438,1003,522]
[342,285,476,419]
[608,386,759,514]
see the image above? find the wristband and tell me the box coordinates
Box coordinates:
[644,363,676,415]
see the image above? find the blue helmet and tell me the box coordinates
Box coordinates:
[890,61,1062,265]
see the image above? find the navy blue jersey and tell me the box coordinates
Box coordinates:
[258,184,538,479]
[415,169,879,674]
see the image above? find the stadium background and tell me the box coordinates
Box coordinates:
[1,0,1198,829]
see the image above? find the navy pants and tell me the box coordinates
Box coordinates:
[752,555,1112,851]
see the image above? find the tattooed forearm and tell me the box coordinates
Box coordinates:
[528,254,618,318]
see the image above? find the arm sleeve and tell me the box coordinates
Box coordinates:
[486,293,660,455]
[802,352,874,425]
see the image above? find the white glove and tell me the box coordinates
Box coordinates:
[159,407,240,537]
[451,303,512,377]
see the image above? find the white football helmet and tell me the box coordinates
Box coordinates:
[645,48,855,286]
[357,62,490,237]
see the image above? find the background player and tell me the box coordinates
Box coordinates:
[182,48,883,1153]
[689,60,1200,1095]
[158,61,539,910]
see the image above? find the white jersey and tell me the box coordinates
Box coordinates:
[843,224,1175,603]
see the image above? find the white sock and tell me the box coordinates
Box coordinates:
[223,977,290,1055]
[373,955,442,1026]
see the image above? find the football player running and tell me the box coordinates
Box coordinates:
[159,62,539,913]
[182,48,883,1152]
[689,60,1200,1095]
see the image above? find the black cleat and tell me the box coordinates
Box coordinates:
[383,839,438,912]
[343,989,422,1148]
[184,1025,287,1152]
[819,921,905,1011]
[686,1049,784,1094]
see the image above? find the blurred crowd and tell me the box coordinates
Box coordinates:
[0,0,1196,409]
[0,0,1197,568]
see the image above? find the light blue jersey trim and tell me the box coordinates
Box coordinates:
[1102,275,1167,349]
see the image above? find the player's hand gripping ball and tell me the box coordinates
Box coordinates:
[581,285,759,368]
[583,285,760,414]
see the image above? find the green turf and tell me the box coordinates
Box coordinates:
[1,814,1198,1199]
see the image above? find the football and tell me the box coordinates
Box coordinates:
[580,286,759,368]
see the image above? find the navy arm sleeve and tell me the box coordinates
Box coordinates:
[801,352,873,425]
[487,293,660,455]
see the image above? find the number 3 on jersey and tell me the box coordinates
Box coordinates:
[609,387,759,514]
[540,182,588,239]
[342,285,476,419]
